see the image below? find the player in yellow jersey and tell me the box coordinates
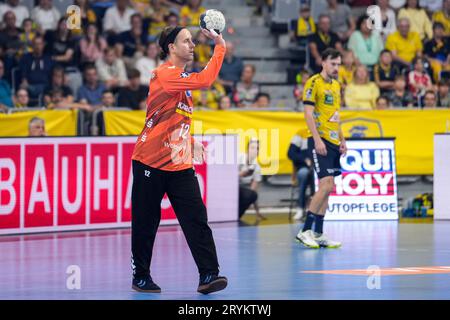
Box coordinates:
[296,48,347,249]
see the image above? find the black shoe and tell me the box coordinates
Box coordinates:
[197,274,228,294]
[132,276,161,293]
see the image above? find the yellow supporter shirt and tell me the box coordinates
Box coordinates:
[385,31,423,63]
[192,82,225,109]
[398,8,433,40]
[180,5,206,27]
[194,43,212,67]
[302,73,341,146]
[338,66,355,86]
[344,82,380,110]
[296,16,316,37]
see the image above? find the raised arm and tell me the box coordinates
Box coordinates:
[160,29,226,94]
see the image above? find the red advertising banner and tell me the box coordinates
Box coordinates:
[0,137,221,235]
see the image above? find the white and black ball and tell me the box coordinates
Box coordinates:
[199,9,226,34]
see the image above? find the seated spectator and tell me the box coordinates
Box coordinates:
[218,41,243,94]
[90,90,117,135]
[253,92,271,108]
[77,64,106,106]
[19,35,54,104]
[385,17,423,69]
[46,87,92,111]
[348,15,384,67]
[0,11,22,58]
[101,90,116,108]
[373,49,401,95]
[95,47,129,90]
[79,23,108,64]
[424,22,450,83]
[289,5,316,44]
[193,30,212,70]
[180,0,206,27]
[408,57,434,100]
[398,0,433,40]
[432,0,450,36]
[146,0,170,42]
[0,60,13,111]
[28,117,46,136]
[115,13,148,67]
[218,95,232,110]
[192,81,225,109]
[376,95,391,109]
[388,74,415,107]
[309,14,344,73]
[324,0,356,42]
[30,0,61,32]
[0,0,30,28]
[117,69,148,110]
[18,18,36,58]
[43,66,74,106]
[44,17,76,68]
[13,88,30,108]
[422,90,437,108]
[103,0,136,39]
[136,42,161,85]
[238,138,265,221]
[287,129,314,221]
[375,0,397,41]
[437,80,450,107]
[345,65,380,109]
[338,50,357,88]
[233,64,259,108]
[164,11,180,28]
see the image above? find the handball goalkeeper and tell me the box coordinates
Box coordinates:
[130,26,227,295]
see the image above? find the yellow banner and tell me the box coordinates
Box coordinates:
[103,109,450,175]
[0,110,78,136]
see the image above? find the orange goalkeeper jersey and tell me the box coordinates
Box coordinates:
[132,44,226,171]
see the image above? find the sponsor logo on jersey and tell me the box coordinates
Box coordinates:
[324,90,334,105]
[176,101,193,118]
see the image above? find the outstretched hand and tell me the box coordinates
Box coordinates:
[201,28,226,48]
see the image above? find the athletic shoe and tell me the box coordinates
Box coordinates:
[314,233,342,248]
[132,276,161,293]
[295,230,320,249]
[293,208,304,220]
[197,274,228,294]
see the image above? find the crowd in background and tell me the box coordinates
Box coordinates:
[291,0,450,109]
[1,0,450,116]
[0,0,273,113]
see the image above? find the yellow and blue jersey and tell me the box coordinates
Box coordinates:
[302,73,341,146]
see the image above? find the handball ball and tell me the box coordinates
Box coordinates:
[199,9,226,34]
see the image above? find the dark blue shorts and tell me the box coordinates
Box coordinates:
[308,137,342,179]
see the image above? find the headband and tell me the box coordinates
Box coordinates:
[159,26,184,56]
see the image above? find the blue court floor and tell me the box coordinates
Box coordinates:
[1,219,450,300]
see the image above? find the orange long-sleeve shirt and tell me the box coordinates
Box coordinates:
[132,44,226,171]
